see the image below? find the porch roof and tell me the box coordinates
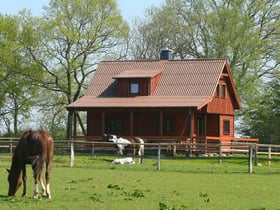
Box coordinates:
[66,95,211,110]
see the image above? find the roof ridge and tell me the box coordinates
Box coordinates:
[100,58,227,63]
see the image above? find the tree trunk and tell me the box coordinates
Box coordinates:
[66,110,74,139]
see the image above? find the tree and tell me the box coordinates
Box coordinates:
[0,14,39,135]
[21,0,129,137]
[240,74,280,144]
[128,0,280,142]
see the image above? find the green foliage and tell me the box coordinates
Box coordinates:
[23,0,129,137]
[0,14,40,134]
[240,76,280,143]
[0,1,129,136]
[129,0,280,143]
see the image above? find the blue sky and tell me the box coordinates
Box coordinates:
[0,0,164,22]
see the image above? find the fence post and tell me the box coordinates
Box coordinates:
[157,144,161,170]
[189,142,193,157]
[9,138,13,154]
[70,140,75,167]
[218,143,222,164]
[91,143,95,155]
[268,145,272,167]
[254,144,258,166]
[173,143,176,156]
[248,145,253,174]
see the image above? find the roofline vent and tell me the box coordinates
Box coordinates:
[160,48,172,60]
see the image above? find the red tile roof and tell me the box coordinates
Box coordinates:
[67,59,240,110]
[113,69,162,78]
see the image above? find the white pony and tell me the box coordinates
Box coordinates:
[103,134,144,164]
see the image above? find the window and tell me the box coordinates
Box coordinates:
[106,119,124,133]
[130,82,139,94]
[163,118,175,134]
[222,84,226,98]
[216,84,220,97]
[223,120,230,135]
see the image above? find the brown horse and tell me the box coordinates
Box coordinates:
[7,130,54,199]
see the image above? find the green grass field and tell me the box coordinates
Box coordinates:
[0,155,279,210]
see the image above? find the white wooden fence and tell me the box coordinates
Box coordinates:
[1,138,279,173]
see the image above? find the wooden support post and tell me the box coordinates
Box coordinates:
[248,145,253,174]
[76,112,86,136]
[101,112,105,135]
[157,144,161,170]
[130,111,134,136]
[268,146,272,167]
[159,111,163,137]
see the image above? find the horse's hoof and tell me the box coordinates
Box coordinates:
[33,194,39,199]
[42,193,51,199]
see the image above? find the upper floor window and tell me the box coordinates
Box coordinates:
[222,84,226,98]
[215,84,220,97]
[130,82,139,94]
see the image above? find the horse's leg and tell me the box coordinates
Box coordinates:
[32,160,44,199]
[43,159,52,199]
[39,176,46,196]
[22,165,27,197]
[32,171,39,199]
[118,145,123,155]
[138,146,144,164]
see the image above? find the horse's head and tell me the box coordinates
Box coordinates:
[7,169,22,196]
[103,134,118,143]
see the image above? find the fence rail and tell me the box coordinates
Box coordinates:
[1,138,279,172]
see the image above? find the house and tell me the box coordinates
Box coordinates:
[66,50,258,152]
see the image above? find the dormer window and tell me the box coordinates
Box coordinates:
[130,82,139,94]
[113,69,162,97]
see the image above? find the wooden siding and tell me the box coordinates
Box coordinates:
[207,77,235,114]
[87,111,102,136]
[87,108,192,138]
[150,73,161,94]
[87,108,235,142]
[219,115,234,138]
[206,114,220,136]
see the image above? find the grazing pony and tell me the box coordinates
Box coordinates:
[7,130,53,199]
[103,134,144,164]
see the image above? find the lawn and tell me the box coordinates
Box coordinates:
[0,155,279,210]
